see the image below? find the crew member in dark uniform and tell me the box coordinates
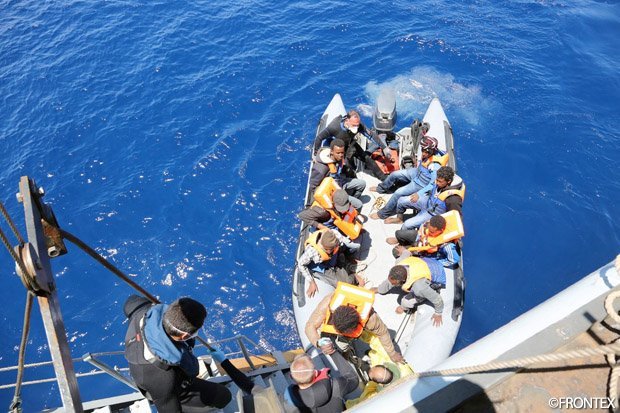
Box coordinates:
[123,295,253,412]
[313,109,390,181]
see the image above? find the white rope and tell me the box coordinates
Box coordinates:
[414,264,620,380]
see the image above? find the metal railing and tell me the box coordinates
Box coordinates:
[0,335,278,391]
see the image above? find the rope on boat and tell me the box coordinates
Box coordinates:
[8,291,34,413]
[414,341,620,378]
[414,264,620,388]
[0,203,33,291]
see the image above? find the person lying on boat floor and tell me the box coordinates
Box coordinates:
[345,365,395,408]
[309,139,365,208]
[305,283,404,363]
[388,166,465,231]
[313,109,390,181]
[284,352,358,413]
[388,214,461,268]
[369,136,447,223]
[372,258,446,327]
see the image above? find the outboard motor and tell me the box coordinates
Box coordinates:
[373,89,397,133]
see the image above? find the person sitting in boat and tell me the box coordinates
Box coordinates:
[369,136,448,223]
[390,166,465,231]
[313,109,391,181]
[373,257,446,327]
[388,213,462,268]
[123,295,255,412]
[305,282,404,363]
[284,352,359,412]
[309,139,366,208]
[297,229,363,298]
[299,188,363,254]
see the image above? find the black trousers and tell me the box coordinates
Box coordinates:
[395,229,418,246]
[346,142,388,181]
[178,378,232,412]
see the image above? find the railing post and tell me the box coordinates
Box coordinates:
[237,338,256,370]
[82,353,137,390]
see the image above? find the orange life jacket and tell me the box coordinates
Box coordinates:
[408,210,464,253]
[422,153,449,168]
[321,282,375,338]
[313,177,363,239]
[437,183,466,202]
[305,230,339,261]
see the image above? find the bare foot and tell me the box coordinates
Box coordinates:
[386,237,399,245]
[384,217,403,225]
[370,213,381,220]
[369,186,379,192]
[395,306,405,314]
[354,273,366,287]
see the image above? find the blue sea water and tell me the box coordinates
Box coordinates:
[1,0,619,409]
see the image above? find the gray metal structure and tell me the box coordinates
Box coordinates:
[16,176,83,412]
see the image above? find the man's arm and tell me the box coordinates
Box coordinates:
[439,243,460,267]
[411,279,444,314]
[364,312,402,362]
[308,164,328,196]
[373,279,395,295]
[313,119,340,154]
[304,295,331,348]
[445,195,463,216]
[328,350,359,395]
[123,295,151,319]
[298,206,331,230]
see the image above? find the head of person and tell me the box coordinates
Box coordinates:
[332,305,361,336]
[163,297,207,341]
[344,110,361,134]
[319,230,339,254]
[329,139,346,161]
[435,166,454,189]
[368,365,394,385]
[290,354,316,385]
[388,265,407,287]
[420,136,438,159]
[332,189,351,215]
[428,215,446,236]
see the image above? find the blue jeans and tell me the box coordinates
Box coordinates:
[377,169,423,219]
[395,193,436,230]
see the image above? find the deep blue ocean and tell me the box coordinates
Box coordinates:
[1,0,619,409]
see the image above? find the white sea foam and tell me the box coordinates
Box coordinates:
[363,66,497,126]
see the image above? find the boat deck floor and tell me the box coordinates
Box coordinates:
[455,319,617,412]
[355,171,417,354]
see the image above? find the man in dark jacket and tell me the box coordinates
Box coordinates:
[123,295,253,412]
[313,110,390,181]
[284,352,359,412]
[309,139,365,207]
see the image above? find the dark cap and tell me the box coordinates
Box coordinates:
[332,189,351,213]
[319,230,339,249]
